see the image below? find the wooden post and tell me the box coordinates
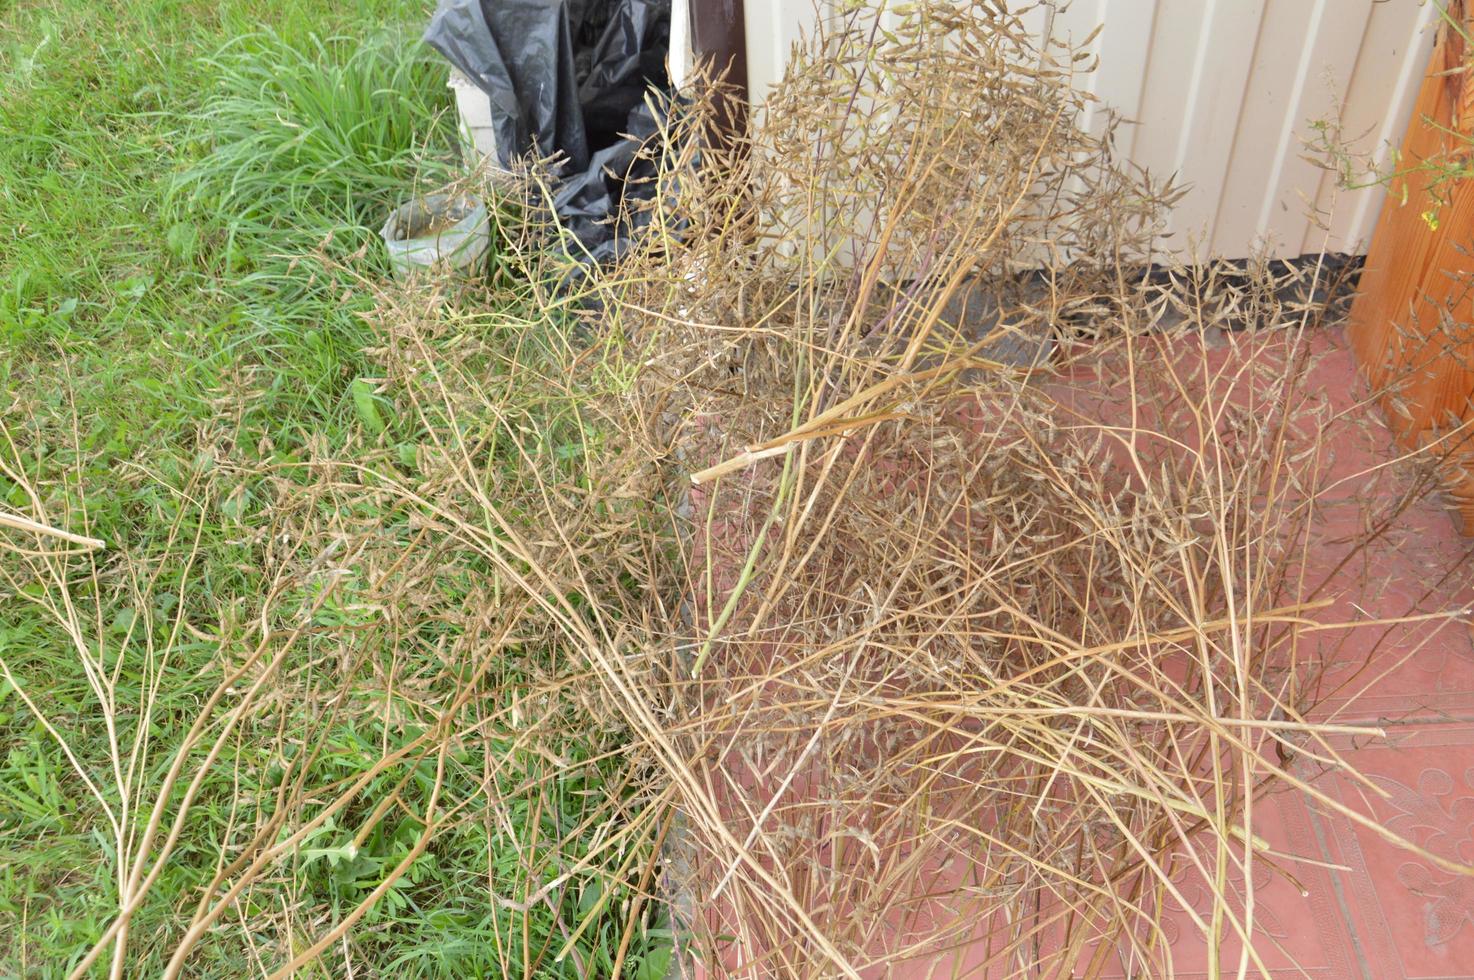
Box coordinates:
[687,0,749,148]
[1348,1,1474,531]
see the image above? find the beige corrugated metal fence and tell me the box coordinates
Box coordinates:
[723,0,1438,260]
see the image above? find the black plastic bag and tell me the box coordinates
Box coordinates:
[425,0,673,264]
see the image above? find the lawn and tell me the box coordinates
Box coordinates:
[0,1,670,975]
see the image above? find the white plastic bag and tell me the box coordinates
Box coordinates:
[379,194,489,278]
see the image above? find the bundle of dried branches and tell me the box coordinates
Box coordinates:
[530,1,1474,975]
[13,2,1472,976]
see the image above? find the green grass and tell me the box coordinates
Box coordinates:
[0,2,669,976]
[1,0,450,452]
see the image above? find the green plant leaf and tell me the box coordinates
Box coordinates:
[351,378,386,435]
[635,942,674,980]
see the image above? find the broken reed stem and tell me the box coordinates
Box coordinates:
[689,347,1025,485]
[0,510,106,550]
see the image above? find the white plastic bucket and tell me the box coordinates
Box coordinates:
[379,194,490,279]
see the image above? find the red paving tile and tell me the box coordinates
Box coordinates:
[1096,786,1364,979]
[888,790,1367,978]
[1287,333,1474,727]
[1045,331,1474,977]
[1291,522,1474,727]
[1016,330,1474,977]
[687,328,1474,978]
[1302,724,1474,979]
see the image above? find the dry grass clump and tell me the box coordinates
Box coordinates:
[529,1,1474,975]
